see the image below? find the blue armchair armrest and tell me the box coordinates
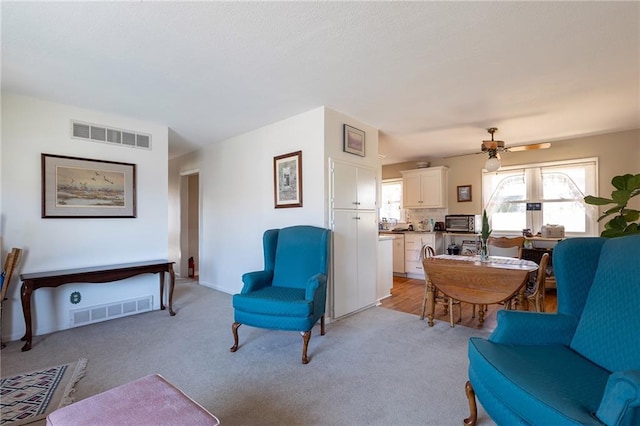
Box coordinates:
[596,371,640,426]
[305,273,327,301]
[240,270,274,294]
[489,310,579,346]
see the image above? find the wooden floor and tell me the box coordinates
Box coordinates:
[380,275,557,331]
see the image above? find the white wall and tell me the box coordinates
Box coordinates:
[169,107,327,295]
[167,106,381,297]
[324,108,380,170]
[1,94,169,341]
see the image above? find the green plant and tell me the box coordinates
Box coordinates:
[584,173,640,238]
[481,209,492,242]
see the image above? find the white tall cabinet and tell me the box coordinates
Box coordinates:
[330,159,378,319]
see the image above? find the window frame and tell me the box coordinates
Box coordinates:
[381,178,404,223]
[482,157,599,237]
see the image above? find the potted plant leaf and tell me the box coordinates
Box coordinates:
[480,209,492,261]
[584,173,640,238]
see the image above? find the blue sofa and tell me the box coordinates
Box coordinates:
[230,225,330,364]
[466,234,640,425]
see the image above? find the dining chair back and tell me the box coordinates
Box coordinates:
[482,236,525,313]
[420,245,461,327]
[487,236,524,259]
[527,252,549,312]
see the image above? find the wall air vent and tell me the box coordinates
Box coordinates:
[69,295,153,327]
[71,120,152,150]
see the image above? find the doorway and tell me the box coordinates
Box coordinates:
[180,171,199,278]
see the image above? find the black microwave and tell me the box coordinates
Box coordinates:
[445,214,482,233]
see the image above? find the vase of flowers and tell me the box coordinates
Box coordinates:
[480,209,491,261]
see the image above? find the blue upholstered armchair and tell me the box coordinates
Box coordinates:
[230,226,330,364]
[466,234,640,425]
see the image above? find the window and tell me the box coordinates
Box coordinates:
[482,158,598,236]
[381,179,403,222]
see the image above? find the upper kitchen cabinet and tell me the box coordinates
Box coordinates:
[331,160,377,210]
[400,166,449,209]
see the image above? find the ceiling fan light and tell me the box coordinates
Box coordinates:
[485,156,501,172]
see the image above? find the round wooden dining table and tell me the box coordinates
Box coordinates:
[422,254,539,326]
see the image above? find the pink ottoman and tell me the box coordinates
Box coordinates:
[46,374,219,425]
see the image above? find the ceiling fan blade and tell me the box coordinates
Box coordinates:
[507,142,552,152]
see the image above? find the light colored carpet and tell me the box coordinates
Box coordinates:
[1,358,86,425]
[0,279,494,425]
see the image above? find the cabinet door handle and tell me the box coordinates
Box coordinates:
[354,216,360,220]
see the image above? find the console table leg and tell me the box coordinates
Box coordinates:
[20,281,33,351]
[167,264,176,316]
[159,271,166,311]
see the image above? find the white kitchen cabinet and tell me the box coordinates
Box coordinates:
[400,166,448,209]
[380,232,406,274]
[391,233,405,274]
[331,159,379,319]
[332,210,378,318]
[404,232,444,279]
[331,160,377,210]
[377,236,393,301]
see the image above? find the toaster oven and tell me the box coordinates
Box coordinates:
[445,214,482,233]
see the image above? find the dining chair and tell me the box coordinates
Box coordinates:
[420,245,461,327]
[526,252,549,312]
[487,236,525,259]
[473,236,525,316]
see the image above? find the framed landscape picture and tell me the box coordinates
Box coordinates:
[42,153,136,218]
[343,124,365,157]
[273,150,302,208]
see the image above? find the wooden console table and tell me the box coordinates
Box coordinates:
[19,260,175,351]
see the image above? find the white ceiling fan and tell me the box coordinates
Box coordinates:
[481,127,551,171]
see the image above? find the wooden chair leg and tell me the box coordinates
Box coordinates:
[448,297,454,327]
[230,322,241,352]
[464,381,478,426]
[320,314,326,335]
[301,330,311,364]
[420,283,429,320]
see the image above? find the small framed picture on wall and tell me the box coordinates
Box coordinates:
[457,185,472,202]
[343,124,365,157]
[273,150,303,208]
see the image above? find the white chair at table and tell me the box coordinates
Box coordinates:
[420,245,462,327]
[471,236,525,316]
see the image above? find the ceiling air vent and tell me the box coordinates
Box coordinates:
[71,120,152,150]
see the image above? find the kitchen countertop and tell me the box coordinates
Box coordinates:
[379,230,442,234]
